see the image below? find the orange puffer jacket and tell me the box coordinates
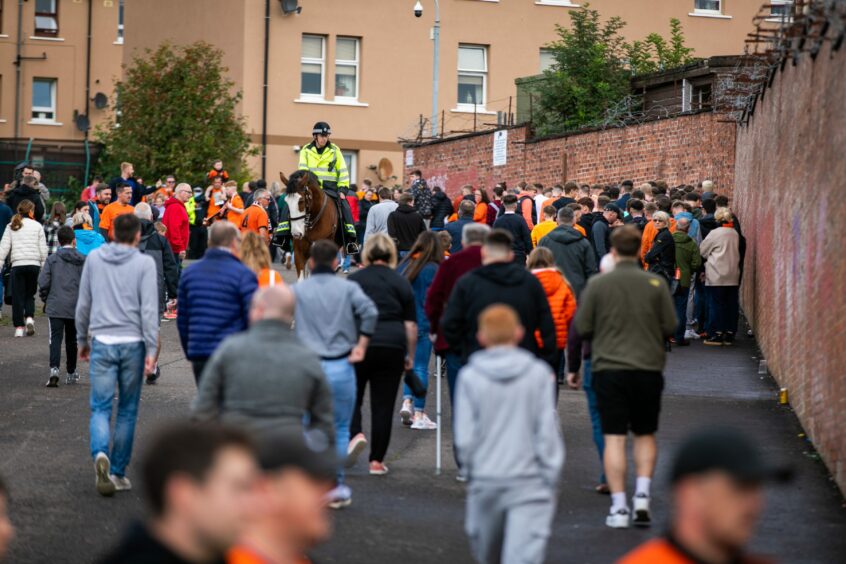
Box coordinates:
[531,268,576,350]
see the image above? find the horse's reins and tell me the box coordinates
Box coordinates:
[291,183,330,233]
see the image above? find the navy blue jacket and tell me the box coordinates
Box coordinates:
[493,212,532,262]
[445,217,474,254]
[0,202,12,236]
[177,249,258,360]
[109,176,156,206]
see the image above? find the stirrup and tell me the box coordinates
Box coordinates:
[345,242,360,255]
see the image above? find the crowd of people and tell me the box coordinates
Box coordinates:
[0,155,788,564]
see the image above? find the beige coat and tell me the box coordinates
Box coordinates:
[699,226,740,286]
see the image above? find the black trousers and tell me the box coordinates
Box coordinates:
[350,346,405,463]
[49,317,77,373]
[187,224,207,259]
[191,358,209,386]
[11,265,39,327]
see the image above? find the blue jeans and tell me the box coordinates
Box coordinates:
[581,359,606,484]
[89,340,146,477]
[339,251,351,271]
[404,332,432,411]
[673,286,691,341]
[320,358,356,484]
[445,352,463,408]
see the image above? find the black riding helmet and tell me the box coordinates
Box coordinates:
[312,122,331,136]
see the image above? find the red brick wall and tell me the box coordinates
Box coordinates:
[403,112,736,198]
[735,43,846,493]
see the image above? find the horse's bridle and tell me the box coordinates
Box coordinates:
[290,185,330,234]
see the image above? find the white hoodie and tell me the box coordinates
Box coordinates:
[0,218,47,267]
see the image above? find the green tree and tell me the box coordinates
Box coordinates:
[533,7,696,136]
[95,41,255,186]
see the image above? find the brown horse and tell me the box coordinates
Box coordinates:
[280,170,339,280]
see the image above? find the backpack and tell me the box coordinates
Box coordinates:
[518,195,538,225]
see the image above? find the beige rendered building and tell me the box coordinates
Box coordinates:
[0,0,124,186]
[2,1,776,188]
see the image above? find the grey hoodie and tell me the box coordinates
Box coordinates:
[75,243,159,356]
[455,346,565,487]
[38,246,86,318]
[539,225,597,299]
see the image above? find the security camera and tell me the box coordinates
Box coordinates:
[413,1,423,18]
[293,145,301,153]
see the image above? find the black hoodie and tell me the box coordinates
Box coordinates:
[537,226,597,300]
[5,184,45,223]
[386,204,426,251]
[139,219,179,311]
[99,522,219,564]
[442,261,556,365]
[430,190,454,229]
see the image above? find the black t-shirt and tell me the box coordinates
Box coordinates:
[348,264,416,351]
[552,196,576,211]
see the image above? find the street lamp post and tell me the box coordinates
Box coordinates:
[415,1,440,138]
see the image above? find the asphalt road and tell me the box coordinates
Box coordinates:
[0,265,844,563]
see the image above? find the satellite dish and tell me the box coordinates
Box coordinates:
[377,158,393,181]
[280,0,301,15]
[93,92,108,109]
[75,114,90,132]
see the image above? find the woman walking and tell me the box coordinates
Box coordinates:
[699,207,742,346]
[348,233,417,475]
[0,200,48,337]
[240,231,283,288]
[397,231,442,430]
[44,202,66,256]
[527,247,577,387]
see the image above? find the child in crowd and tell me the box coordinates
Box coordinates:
[207,159,229,183]
[37,226,86,387]
[455,304,564,564]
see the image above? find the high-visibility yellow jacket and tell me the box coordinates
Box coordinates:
[298,141,350,193]
[185,196,197,224]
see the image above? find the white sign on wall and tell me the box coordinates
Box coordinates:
[493,130,507,167]
[405,149,414,167]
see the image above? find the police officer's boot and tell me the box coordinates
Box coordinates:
[340,198,360,255]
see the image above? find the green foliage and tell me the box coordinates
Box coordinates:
[533,5,696,136]
[95,41,256,187]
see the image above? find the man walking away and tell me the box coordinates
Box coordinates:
[442,230,556,367]
[539,207,597,300]
[575,225,676,529]
[456,305,564,564]
[408,170,433,226]
[363,187,398,241]
[619,427,792,564]
[192,286,335,446]
[76,213,159,497]
[387,193,426,256]
[292,240,378,509]
[671,217,701,346]
[445,200,476,254]
[178,222,257,384]
[492,195,532,265]
[101,423,259,563]
[38,226,85,387]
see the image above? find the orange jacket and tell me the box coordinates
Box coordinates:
[531,268,576,350]
[473,202,488,223]
[640,217,677,262]
[257,267,283,288]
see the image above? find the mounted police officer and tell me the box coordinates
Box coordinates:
[275,122,360,255]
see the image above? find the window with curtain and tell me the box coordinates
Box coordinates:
[458,44,487,108]
[35,0,58,36]
[539,49,555,73]
[693,0,721,13]
[301,35,325,97]
[117,0,125,43]
[335,37,359,100]
[32,78,56,121]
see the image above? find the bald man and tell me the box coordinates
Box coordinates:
[192,286,335,446]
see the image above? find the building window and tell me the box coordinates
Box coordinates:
[770,1,793,19]
[0,1,4,35]
[31,78,56,122]
[300,35,325,98]
[34,0,58,37]
[335,37,359,100]
[539,49,555,73]
[457,44,487,109]
[116,0,124,43]
[342,150,357,184]
[693,0,721,14]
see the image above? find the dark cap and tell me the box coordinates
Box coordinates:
[604,203,623,217]
[256,430,337,481]
[671,427,793,485]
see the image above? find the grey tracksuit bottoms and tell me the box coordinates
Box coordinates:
[465,481,556,564]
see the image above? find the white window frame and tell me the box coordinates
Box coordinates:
[692,0,721,15]
[300,34,325,100]
[539,48,555,73]
[535,1,581,7]
[334,37,360,102]
[342,150,357,184]
[767,1,793,22]
[116,0,125,44]
[30,77,57,124]
[457,44,488,112]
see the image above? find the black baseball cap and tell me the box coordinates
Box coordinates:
[604,204,623,217]
[671,427,793,484]
[256,430,337,481]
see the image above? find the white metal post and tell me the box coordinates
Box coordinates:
[435,354,442,475]
[431,0,440,137]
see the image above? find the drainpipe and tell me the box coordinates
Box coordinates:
[84,0,93,184]
[13,0,23,160]
[261,0,270,179]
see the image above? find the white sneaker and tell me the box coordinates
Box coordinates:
[606,508,631,529]
[110,475,132,492]
[399,399,413,426]
[25,317,35,336]
[14,327,24,338]
[684,329,700,340]
[94,453,116,497]
[45,367,60,388]
[632,493,651,527]
[326,485,352,509]
[345,433,368,468]
[411,413,438,430]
